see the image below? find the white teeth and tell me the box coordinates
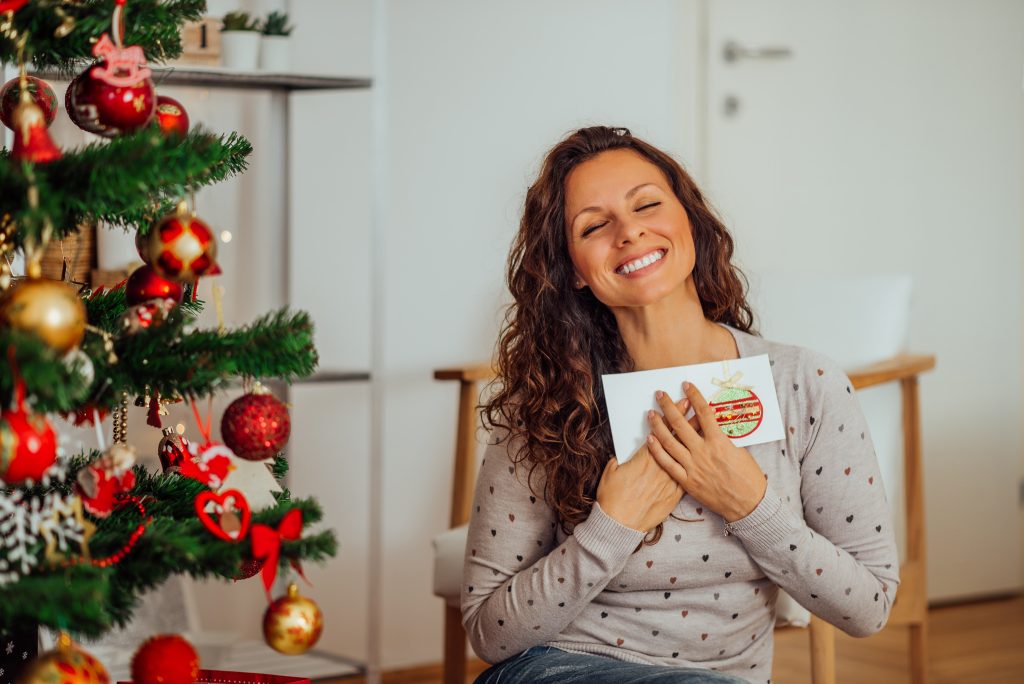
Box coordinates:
[618,249,664,275]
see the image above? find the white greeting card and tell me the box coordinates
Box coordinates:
[601,354,784,463]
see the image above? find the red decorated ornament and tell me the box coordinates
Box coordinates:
[11,98,61,163]
[121,298,176,333]
[0,381,57,485]
[0,75,57,129]
[125,264,184,305]
[221,391,291,461]
[146,202,220,281]
[76,444,137,518]
[66,30,159,137]
[155,95,190,138]
[130,634,199,684]
[180,440,235,489]
[158,426,190,472]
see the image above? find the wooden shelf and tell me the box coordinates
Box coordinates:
[30,65,372,92]
[294,370,372,384]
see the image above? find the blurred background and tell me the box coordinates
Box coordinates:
[31,0,1024,680]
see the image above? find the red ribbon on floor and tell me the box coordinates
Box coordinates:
[250,508,308,599]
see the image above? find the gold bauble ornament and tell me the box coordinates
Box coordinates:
[0,276,86,352]
[262,582,324,655]
[17,632,110,684]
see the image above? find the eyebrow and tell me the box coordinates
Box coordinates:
[570,183,660,227]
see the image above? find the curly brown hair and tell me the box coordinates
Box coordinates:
[483,126,757,547]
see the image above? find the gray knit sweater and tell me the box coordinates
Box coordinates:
[461,323,900,683]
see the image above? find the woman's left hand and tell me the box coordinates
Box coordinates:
[646,381,768,523]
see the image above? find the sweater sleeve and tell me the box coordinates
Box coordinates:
[724,350,901,637]
[461,430,646,663]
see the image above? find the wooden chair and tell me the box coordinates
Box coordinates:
[434,353,935,684]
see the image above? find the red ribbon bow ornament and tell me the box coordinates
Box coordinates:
[250,509,308,599]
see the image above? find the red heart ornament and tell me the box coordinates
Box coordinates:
[195,489,251,542]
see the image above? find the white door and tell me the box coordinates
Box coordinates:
[702,0,1023,600]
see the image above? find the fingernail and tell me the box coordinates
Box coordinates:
[647,410,656,420]
[682,399,690,410]
[647,434,656,444]
[683,381,691,390]
[655,390,665,399]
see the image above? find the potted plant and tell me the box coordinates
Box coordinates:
[219,11,261,71]
[259,10,293,72]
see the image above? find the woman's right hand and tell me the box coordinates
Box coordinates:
[596,432,687,534]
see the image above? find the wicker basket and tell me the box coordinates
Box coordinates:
[40,223,97,284]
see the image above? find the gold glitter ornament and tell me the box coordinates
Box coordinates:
[262,582,324,655]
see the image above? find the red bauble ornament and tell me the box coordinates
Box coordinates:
[0,1,28,14]
[158,426,190,472]
[11,100,61,163]
[130,634,199,684]
[0,382,57,485]
[154,95,190,138]
[0,76,57,130]
[235,557,264,580]
[221,391,291,461]
[66,61,155,136]
[147,203,220,281]
[125,264,183,305]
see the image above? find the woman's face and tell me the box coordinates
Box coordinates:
[564,148,696,309]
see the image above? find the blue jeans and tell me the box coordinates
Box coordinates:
[474,646,748,683]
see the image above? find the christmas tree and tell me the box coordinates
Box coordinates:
[0,1,337,681]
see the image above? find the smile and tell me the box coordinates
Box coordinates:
[615,249,667,276]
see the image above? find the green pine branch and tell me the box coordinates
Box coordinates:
[0,287,316,413]
[0,126,252,248]
[0,453,339,637]
[0,1,206,71]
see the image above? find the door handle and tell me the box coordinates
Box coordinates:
[723,40,793,63]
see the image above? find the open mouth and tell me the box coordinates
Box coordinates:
[615,249,667,276]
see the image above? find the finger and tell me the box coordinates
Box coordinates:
[646,433,688,484]
[647,409,695,470]
[655,389,704,450]
[675,396,703,435]
[683,381,720,441]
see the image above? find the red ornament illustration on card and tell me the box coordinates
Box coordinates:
[709,361,764,439]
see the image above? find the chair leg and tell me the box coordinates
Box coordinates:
[809,615,836,684]
[444,604,468,684]
[909,621,928,684]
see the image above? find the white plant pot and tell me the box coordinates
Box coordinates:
[259,35,290,72]
[220,30,261,71]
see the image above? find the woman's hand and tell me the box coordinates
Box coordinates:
[596,443,683,533]
[646,381,767,523]
[596,394,693,533]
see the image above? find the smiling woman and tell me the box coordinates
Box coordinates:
[461,126,899,683]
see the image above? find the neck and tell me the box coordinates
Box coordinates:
[611,278,740,371]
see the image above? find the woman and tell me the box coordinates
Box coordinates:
[462,126,899,683]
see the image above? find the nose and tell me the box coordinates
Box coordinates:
[615,216,646,247]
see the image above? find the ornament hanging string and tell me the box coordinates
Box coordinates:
[711,360,753,392]
[113,0,126,49]
[190,396,215,445]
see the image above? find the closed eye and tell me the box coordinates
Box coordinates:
[637,202,661,212]
[582,221,607,237]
